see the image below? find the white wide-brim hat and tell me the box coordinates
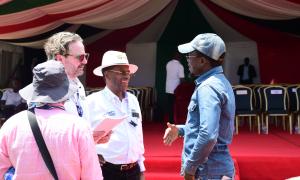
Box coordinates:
[93,50,138,76]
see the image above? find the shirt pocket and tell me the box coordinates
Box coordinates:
[188,101,197,112]
[187,100,200,128]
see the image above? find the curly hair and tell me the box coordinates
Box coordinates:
[44,32,83,60]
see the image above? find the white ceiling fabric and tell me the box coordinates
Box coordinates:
[211,0,300,20]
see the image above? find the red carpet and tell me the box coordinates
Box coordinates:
[143,122,300,180]
[143,122,182,180]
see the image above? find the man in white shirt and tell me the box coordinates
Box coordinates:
[165,51,185,123]
[86,50,145,180]
[43,32,89,120]
[43,32,110,143]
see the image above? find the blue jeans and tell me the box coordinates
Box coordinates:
[196,170,235,180]
[197,176,233,180]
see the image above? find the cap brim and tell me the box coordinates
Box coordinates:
[178,42,195,54]
[93,64,138,77]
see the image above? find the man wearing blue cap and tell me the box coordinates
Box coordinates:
[163,33,235,180]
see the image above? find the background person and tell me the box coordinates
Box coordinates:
[0,78,26,120]
[0,60,103,179]
[165,51,185,123]
[237,57,257,84]
[163,33,235,180]
[86,50,145,180]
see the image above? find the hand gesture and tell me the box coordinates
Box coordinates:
[163,122,179,146]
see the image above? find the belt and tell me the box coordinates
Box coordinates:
[104,161,138,171]
[97,155,138,171]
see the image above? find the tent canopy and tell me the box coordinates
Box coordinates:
[0,0,299,87]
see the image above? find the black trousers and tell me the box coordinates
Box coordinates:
[165,93,175,123]
[239,79,253,84]
[101,162,141,180]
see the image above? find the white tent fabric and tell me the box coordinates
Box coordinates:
[127,0,262,86]
[0,22,64,40]
[195,0,250,42]
[69,0,172,29]
[9,24,81,48]
[0,0,299,87]
[211,0,300,20]
[127,0,178,87]
[0,0,171,39]
[195,0,260,84]
[1,0,299,40]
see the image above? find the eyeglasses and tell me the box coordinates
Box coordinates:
[185,55,197,59]
[65,53,90,62]
[108,70,134,77]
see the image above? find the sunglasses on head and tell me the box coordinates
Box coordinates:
[65,53,90,62]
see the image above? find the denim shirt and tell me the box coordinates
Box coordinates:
[177,66,235,177]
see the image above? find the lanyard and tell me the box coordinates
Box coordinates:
[75,92,83,117]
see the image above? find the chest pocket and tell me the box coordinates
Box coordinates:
[187,100,200,128]
[188,101,198,112]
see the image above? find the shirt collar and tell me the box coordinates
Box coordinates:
[194,66,223,86]
[103,86,128,102]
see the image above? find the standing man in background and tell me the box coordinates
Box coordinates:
[163,33,235,180]
[0,78,26,120]
[86,50,145,180]
[165,51,185,123]
[237,57,256,84]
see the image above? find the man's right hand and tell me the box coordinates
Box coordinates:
[163,122,179,146]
